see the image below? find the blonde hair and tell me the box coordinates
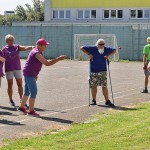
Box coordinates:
[147,37,150,43]
[5,34,15,42]
[96,39,105,46]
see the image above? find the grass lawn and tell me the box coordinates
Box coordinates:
[1,102,150,150]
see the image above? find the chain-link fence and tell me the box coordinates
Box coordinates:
[0,23,150,60]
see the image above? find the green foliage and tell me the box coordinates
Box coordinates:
[0,0,44,25]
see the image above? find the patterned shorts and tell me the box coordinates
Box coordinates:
[89,71,107,88]
[144,61,150,75]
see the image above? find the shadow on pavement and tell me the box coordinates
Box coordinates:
[35,108,66,113]
[34,107,47,112]
[97,105,144,111]
[0,119,25,126]
[0,106,17,111]
[0,111,18,116]
[39,116,73,124]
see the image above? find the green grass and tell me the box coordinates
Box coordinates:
[1,102,150,150]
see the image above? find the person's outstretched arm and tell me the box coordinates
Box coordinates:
[19,45,35,51]
[35,53,66,66]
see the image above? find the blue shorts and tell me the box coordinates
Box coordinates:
[24,76,37,99]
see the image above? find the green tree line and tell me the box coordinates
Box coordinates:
[0,0,44,25]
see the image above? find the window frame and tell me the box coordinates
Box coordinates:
[52,9,71,19]
[130,9,150,19]
[77,9,96,19]
[103,9,123,19]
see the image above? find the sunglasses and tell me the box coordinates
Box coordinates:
[98,44,105,46]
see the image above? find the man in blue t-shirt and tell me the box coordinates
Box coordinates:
[80,39,116,106]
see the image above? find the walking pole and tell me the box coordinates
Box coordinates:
[106,59,115,105]
[89,60,91,107]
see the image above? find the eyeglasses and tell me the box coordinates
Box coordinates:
[98,43,105,46]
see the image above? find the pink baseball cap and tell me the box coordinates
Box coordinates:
[36,38,49,45]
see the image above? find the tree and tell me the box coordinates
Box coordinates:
[15,5,27,21]
[0,0,44,25]
[33,0,44,21]
[15,0,44,22]
[0,14,20,25]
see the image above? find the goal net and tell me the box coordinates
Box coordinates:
[74,34,119,61]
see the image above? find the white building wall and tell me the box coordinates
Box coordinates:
[44,0,51,21]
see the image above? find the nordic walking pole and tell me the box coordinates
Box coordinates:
[89,60,91,107]
[106,59,115,105]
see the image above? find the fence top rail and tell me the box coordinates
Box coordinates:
[9,22,150,27]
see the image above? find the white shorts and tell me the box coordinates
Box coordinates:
[6,70,22,80]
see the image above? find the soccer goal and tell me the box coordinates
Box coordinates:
[74,34,119,61]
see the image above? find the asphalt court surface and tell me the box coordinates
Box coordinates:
[0,60,150,141]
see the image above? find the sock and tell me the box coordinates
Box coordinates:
[145,87,148,91]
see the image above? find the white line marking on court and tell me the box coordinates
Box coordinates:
[0,89,143,127]
[109,87,142,95]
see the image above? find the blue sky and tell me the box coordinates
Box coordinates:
[0,0,41,15]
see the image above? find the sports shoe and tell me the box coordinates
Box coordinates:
[141,89,148,93]
[9,100,16,107]
[28,110,40,117]
[91,99,96,105]
[18,107,27,114]
[105,100,115,107]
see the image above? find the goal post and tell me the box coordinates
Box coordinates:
[74,34,119,61]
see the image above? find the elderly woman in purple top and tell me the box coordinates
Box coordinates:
[18,38,66,116]
[2,34,34,106]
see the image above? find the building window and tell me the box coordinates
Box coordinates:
[77,10,96,19]
[104,10,109,18]
[66,10,70,19]
[118,10,123,18]
[53,10,71,19]
[104,10,123,19]
[144,10,150,18]
[138,10,143,18]
[59,10,64,18]
[91,10,96,18]
[111,10,116,18]
[130,10,149,19]
[130,10,136,18]
[85,10,90,18]
[78,10,83,19]
[53,10,58,19]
